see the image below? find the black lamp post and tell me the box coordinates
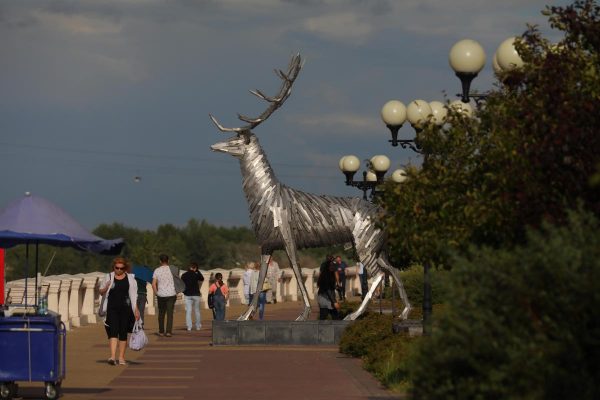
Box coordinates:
[381,36,524,336]
[339,155,407,200]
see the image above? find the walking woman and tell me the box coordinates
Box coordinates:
[99,257,140,365]
[208,272,229,321]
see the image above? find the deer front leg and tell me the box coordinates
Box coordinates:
[237,253,272,321]
[343,272,385,321]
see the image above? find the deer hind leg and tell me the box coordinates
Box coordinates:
[277,211,311,321]
[343,272,385,321]
[377,256,411,319]
[237,253,271,321]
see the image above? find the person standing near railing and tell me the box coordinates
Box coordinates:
[334,255,347,301]
[208,272,229,321]
[358,260,368,300]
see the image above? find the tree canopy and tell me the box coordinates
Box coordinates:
[381,0,600,267]
[4,218,352,281]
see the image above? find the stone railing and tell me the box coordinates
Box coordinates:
[3,265,365,330]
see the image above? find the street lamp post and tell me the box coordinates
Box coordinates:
[381,36,523,335]
[339,154,407,200]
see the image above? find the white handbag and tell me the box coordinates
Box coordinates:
[128,319,148,351]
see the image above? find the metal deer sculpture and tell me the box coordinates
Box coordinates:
[210,54,411,321]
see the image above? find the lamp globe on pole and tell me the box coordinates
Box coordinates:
[381,100,407,147]
[340,155,360,185]
[495,36,524,71]
[449,99,474,118]
[406,100,433,130]
[391,169,407,183]
[370,155,391,181]
[429,101,448,126]
[449,39,486,103]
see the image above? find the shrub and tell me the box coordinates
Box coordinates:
[398,265,451,306]
[339,313,395,358]
[408,209,600,399]
[363,334,420,392]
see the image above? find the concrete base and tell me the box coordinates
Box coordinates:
[212,320,353,345]
[392,319,423,336]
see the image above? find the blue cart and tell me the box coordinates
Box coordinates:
[0,310,66,400]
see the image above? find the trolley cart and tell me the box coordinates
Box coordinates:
[0,310,66,400]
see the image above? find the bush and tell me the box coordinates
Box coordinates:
[339,313,395,358]
[340,312,421,393]
[363,334,420,392]
[408,209,600,399]
[398,265,451,306]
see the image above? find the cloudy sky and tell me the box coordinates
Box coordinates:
[0,0,568,230]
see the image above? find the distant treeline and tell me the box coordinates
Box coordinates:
[4,218,353,281]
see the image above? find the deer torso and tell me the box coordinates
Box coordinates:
[240,136,380,252]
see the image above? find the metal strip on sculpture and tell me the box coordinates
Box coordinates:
[210,54,411,321]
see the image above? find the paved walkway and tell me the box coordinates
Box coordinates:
[15,300,402,399]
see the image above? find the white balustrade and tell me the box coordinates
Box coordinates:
[46,279,61,314]
[199,269,209,309]
[81,274,98,325]
[227,268,244,305]
[4,265,366,329]
[143,282,155,316]
[58,278,71,330]
[301,268,315,300]
[274,270,284,304]
[68,276,84,327]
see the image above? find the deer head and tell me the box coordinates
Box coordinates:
[209,54,303,158]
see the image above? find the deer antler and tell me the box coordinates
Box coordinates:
[209,53,303,133]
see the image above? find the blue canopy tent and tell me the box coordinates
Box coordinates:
[0,193,124,308]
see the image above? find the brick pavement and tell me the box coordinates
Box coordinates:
[14,299,402,400]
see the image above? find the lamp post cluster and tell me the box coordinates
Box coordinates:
[338,36,524,335]
[339,155,407,201]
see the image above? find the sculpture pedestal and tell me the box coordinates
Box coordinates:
[212,320,353,346]
[392,319,423,336]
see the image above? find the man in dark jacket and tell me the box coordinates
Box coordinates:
[181,262,205,331]
[334,255,347,301]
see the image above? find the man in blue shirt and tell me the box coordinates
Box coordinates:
[334,255,347,301]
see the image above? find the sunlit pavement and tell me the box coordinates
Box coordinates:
[15,300,401,400]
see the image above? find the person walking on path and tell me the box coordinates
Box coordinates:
[209,272,229,321]
[334,255,348,301]
[152,254,177,337]
[247,262,258,307]
[266,258,280,304]
[242,262,253,305]
[181,261,204,331]
[317,261,339,320]
[99,257,140,365]
[250,262,267,320]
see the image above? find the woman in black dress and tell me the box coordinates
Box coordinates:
[99,257,140,365]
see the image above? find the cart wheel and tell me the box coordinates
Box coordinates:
[45,382,59,400]
[0,382,15,400]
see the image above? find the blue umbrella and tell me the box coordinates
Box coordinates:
[132,264,153,283]
[0,193,124,254]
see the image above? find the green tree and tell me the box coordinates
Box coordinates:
[408,209,600,399]
[381,0,600,267]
